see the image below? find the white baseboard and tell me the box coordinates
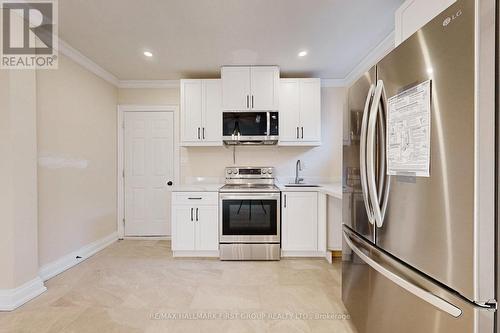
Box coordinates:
[173,250,219,258]
[281,250,328,258]
[326,251,333,264]
[0,277,47,311]
[39,231,118,282]
[122,235,171,240]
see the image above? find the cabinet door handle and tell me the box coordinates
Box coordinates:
[202,127,205,140]
[301,127,304,139]
[196,208,199,221]
[198,127,200,140]
[246,95,249,108]
[284,194,287,208]
[188,197,202,200]
[251,95,254,109]
[296,127,299,139]
[190,208,193,221]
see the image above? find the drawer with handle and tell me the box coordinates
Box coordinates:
[172,192,218,206]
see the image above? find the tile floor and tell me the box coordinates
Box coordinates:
[0,240,357,333]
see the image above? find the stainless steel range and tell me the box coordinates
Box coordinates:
[219,167,281,260]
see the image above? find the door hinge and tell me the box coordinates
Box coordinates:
[122,218,125,225]
[481,299,498,310]
[122,170,125,178]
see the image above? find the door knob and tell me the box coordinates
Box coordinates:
[167,181,173,186]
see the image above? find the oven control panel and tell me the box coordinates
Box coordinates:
[225,167,274,179]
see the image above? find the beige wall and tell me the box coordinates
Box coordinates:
[37,55,118,266]
[0,70,39,289]
[118,88,179,105]
[118,86,346,184]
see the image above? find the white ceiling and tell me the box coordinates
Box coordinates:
[58,0,404,80]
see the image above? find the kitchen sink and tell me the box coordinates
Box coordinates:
[284,184,321,188]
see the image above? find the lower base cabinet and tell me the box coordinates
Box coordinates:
[281,191,325,257]
[171,192,219,257]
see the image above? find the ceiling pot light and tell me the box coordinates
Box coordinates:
[298,51,308,57]
[143,51,153,57]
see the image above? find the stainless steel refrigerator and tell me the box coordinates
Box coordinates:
[342,0,498,332]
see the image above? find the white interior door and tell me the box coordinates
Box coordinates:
[124,111,174,236]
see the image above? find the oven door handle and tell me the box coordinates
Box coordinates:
[220,193,281,201]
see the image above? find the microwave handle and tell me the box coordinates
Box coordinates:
[267,112,270,136]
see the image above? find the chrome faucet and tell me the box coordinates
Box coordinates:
[295,160,304,184]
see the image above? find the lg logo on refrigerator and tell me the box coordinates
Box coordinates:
[443,9,462,27]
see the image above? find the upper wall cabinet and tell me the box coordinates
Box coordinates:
[395,0,456,46]
[221,66,279,111]
[180,79,222,146]
[279,78,321,146]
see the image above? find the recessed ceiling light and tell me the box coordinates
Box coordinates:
[143,51,153,57]
[298,51,308,57]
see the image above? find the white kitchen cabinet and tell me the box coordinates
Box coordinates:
[221,67,250,110]
[279,78,321,145]
[195,206,219,251]
[180,79,222,146]
[172,206,196,251]
[221,66,279,111]
[180,80,202,143]
[327,196,343,251]
[250,67,279,110]
[171,192,219,257]
[395,0,456,46]
[281,191,320,255]
[279,79,301,141]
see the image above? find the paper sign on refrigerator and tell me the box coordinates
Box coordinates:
[386,80,431,177]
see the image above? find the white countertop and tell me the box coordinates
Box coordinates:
[276,182,343,199]
[171,183,223,192]
[172,182,343,199]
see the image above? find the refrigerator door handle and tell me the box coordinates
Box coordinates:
[343,229,463,318]
[367,80,391,228]
[359,84,376,225]
[377,82,391,224]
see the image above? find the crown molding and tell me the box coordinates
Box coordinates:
[56,38,120,87]
[319,31,394,89]
[118,80,180,89]
[320,79,347,88]
[343,31,395,87]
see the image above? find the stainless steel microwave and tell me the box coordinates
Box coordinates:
[222,111,279,145]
